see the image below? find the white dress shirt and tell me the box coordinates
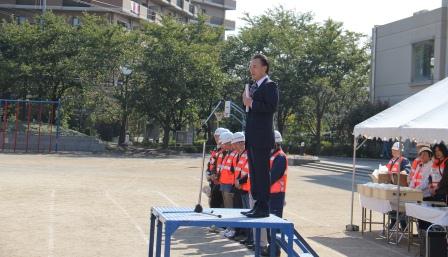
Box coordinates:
[256,75,269,87]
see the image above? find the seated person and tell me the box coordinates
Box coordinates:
[386,142,410,230]
[409,147,433,199]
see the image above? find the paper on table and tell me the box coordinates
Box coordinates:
[245,84,249,112]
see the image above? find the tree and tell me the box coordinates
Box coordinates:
[300,19,370,153]
[138,17,225,147]
[0,12,81,103]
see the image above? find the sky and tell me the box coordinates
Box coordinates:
[226,0,442,37]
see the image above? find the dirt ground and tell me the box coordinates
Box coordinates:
[0,153,418,257]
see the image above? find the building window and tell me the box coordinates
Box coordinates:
[16,16,27,25]
[176,0,184,8]
[72,17,81,26]
[131,1,140,15]
[189,4,195,14]
[412,40,434,83]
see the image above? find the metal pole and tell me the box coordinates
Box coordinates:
[48,104,54,153]
[1,100,6,151]
[37,104,43,153]
[2,101,8,150]
[396,137,403,244]
[42,0,47,13]
[55,99,61,152]
[346,135,360,231]
[13,103,19,152]
[26,102,32,152]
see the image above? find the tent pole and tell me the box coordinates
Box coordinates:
[395,137,403,244]
[346,135,360,231]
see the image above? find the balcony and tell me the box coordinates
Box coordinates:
[149,0,196,17]
[192,0,236,10]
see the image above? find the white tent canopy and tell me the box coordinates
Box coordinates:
[354,77,448,142]
[347,77,448,232]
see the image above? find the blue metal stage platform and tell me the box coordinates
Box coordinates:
[148,207,318,257]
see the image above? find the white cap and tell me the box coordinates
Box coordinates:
[231,132,245,144]
[219,131,233,144]
[391,142,402,151]
[214,127,229,136]
[274,130,282,143]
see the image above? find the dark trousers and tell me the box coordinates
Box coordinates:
[209,183,223,208]
[247,146,271,205]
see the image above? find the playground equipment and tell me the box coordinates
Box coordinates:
[0,99,61,153]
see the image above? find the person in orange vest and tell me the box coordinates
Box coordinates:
[218,131,236,208]
[409,147,435,234]
[386,142,410,231]
[429,143,448,201]
[206,128,229,209]
[231,132,253,245]
[386,142,411,175]
[261,130,287,257]
[409,147,433,199]
[410,143,430,172]
[218,131,238,238]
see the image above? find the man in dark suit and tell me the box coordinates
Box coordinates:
[242,54,279,218]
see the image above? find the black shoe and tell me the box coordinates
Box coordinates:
[261,245,280,257]
[245,208,269,218]
[245,242,254,250]
[241,201,259,215]
[239,237,248,244]
[233,234,247,242]
[241,209,253,215]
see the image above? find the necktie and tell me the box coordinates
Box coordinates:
[249,83,257,97]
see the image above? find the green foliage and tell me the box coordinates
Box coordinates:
[0,9,377,155]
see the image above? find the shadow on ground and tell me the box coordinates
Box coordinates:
[309,230,419,257]
[170,227,254,257]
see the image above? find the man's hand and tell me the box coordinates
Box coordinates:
[242,91,253,108]
[235,179,240,189]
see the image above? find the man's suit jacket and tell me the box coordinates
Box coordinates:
[245,78,279,149]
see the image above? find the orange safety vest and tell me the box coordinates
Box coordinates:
[411,158,422,172]
[430,157,448,189]
[270,149,288,193]
[207,148,219,173]
[386,157,404,174]
[219,150,238,185]
[409,158,421,183]
[234,150,250,192]
[410,162,427,188]
[216,150,228,174]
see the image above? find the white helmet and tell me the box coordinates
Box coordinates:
[231,132,245,144]
[274,130,282,143]
[391,142,403,151]
[219,131,233,144]
[214,127,229,136]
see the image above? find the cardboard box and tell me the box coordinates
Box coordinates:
[370,173,408,186]
[391,173,408,187]
[372,187,423,201]
[370,173,392,184]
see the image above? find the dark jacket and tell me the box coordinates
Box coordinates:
[245,78,279,148]
[436,159,448,196]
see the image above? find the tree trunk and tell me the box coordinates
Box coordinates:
[162,126,170,149]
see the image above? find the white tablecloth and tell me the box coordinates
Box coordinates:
[405,203,448,226]
[359,195,392,214]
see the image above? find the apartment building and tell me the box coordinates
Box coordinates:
[371,0,448,104]
[0,0,236,30]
